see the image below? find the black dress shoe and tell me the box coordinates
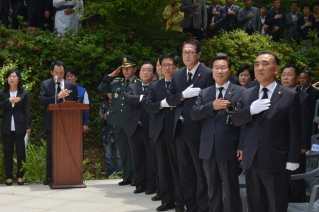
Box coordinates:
[133,186,147,194]
[17,181,24,186]
[145,189,156,195]
[43,177,52,185]
[130,182,136,186]
[175,203,185,212]
[118,180,131,186]
[5,182,12,186]
[156,203,175,211]
[151,194,161,201]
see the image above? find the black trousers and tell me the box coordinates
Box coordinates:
[45,130,52,178]
[156,130,183,205]
[246,157,290,212]
[289,153,306,202]
[0,10,9,28]
[203,148,240,212]
[150,137,161,196]
[12,5,28,29]
[2,131,26,179]
[175,123,209,212]
[30,14,50,31]
[130,126,156,190]
[183,19,204,41]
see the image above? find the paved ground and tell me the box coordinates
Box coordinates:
[0,179,169,212]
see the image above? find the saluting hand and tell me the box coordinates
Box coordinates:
[109,66,122,77]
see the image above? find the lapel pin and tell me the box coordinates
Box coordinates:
[229,92,231,94]
[198,74,201,77]
[122,83,124,86]
[278,91,281,94]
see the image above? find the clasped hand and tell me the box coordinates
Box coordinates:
[9,97,21,104]
[213,99,230,110]
[58,89,70,99]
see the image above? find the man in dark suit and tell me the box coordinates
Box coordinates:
[190,53,244,212]
[124,61,156,195]
[98,57,140,186]
[0,0,12,27]
[142,53,184,212]
[222,0,240,32]
[299,68,319,118]
[180,0,207,41]
[281,64,312,202]
[206,0,226,38]
[11,0,28,29]
[26,0,51,30]
[166,39,214,212]
[39,60,79,185]
[237,0,261,35]
[232,51,301,211]
[265,0,287,41]
[286,1,302,42]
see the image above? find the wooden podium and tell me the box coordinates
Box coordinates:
[48,101,89,189]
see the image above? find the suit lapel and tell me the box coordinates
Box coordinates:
[180,68,188,89]
[192,64,203,86]
[260,84,283,122]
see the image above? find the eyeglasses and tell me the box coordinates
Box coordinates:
[182,52,197,56]
[162,64,175,68]
[8,75,18,79]
[213,66,228,71]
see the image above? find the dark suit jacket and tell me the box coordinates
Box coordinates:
[232,84,301,173]
[286,12,302,41]
[0,89,31,135]
[206,4,226,37]
[190,83,244,161]
[305,85,319,117]
[180,0,207,29]
[166,64,215,141]
[237,6,261,33]
[39,79,79,131]
[265,9,287,41]
[296,88,312,150]
[296,15,312,40]
[141,79,175,144]
[0,0,11,13]
[124,82,149,137]
[25,0,51,16]
[222,4,240,31]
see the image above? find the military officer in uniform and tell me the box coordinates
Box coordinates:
[98,56,139,186]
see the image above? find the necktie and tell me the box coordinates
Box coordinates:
[187,72,193,86]
[262,88,268,99]
[57,82,62,103]
[218,87,224,99]
[166,81,170,89]
[142,85,148,91]
[125,79,130,88]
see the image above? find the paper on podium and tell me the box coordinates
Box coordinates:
[24,133,29,150]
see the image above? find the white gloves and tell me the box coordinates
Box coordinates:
[250,99,271,115]
[182,84,201,99]
[161,98,175,108]
[286,162,299,171]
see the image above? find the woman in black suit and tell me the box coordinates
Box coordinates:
[0,69,31,185]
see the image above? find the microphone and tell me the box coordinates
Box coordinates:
[54,76,58,83]
[54,76,58,104]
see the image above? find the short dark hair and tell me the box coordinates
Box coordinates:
[237,64,255,80]
[51,60,65,71]
[159,53,179,66]
[257,50,280,66]
[313,1,319,8]
[290,1,298,6]
[183,39,201,53]
[199,58,208,66]
[212,52,232,68]
[300,68,312,78]
[65,69,78,77]
[272,0,280,3]
[140,61,154,72]
[301,3,311,12]
[4,69,24,92]
[281,64,300,76]
[259,5,267,10]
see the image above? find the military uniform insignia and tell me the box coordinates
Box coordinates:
[114,93,118,98]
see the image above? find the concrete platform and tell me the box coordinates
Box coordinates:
[0,179,170,212]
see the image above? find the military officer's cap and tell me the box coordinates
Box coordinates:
[121,56,138,68]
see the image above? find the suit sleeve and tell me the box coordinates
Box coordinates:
[180,0,194,12]
[237,9,249,25]
[287,93,302,163]
[190,90,214,121]
[201,0,207,26]
[232,93,253,126]
[301,95,312,150]
[173,6,185,25]
[163,5,172,20]
[0,91,12,109]
[286,14,293,27]
[166,73,183,106]
[215,7,226,26]
[39,82,55,106]
[24,91,31,130]
[141,83,161,113]
[124,85,141,106]
[256,9,261,32]
[278,12,287,30]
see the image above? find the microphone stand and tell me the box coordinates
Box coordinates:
[54,77,58,104]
